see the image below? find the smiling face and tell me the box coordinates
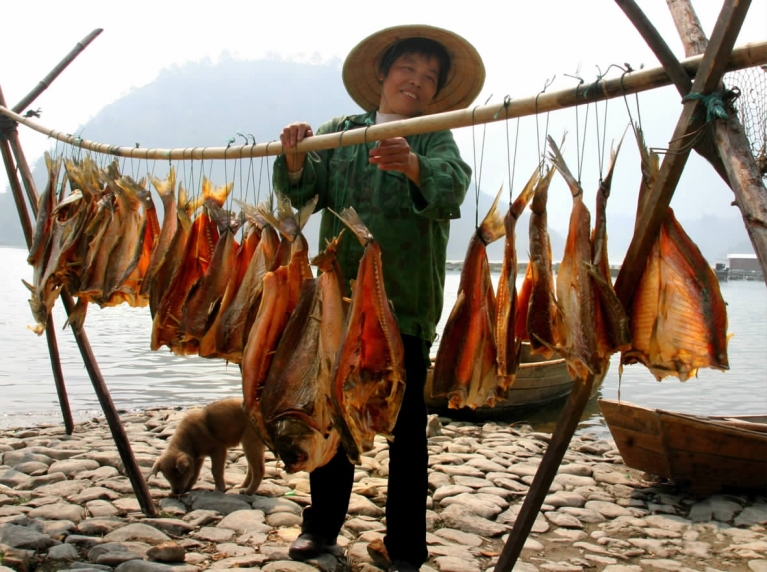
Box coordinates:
[378,52,441,117]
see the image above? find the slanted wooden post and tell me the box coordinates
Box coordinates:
[495,2,752,570]
[666,0,767,280]
[0,27,157,515]
[0,87,73,435]
[494,375,596,570]
[614,0,731,185]
[0,104,157,515]
[615,0,752,306]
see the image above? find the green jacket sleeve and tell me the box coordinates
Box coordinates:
[406,129,471,221]
[273,119,341,212]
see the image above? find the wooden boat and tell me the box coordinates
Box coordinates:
[425,343,601,420]
[599,398,767,495]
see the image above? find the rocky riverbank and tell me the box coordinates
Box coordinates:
[1,406,765,572]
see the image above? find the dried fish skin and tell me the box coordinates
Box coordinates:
[588,137,630,365]
[259,239,345,474]
[520,166,559,359]
[496,168,538,391]
[431,187,505,409]
[547,136,600,381]
[622,208,730,381]
[329,208,405,463]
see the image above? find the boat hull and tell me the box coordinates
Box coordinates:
[425,344,595,419]
[599,399,767,495]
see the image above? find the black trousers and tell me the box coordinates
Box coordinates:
[301,334,430,566]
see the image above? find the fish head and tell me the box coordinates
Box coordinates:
[271,417,315,473]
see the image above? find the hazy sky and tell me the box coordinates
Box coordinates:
[1,0,765,228]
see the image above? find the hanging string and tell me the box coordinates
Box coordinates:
[619,64,643,140]
[331,127,355,239]
[565,66,589,183]
[470,98,491,229]
[235,133,250,205]
[224,137,236,213]
[535,76,555,174]
[245,135,257,206]
[494,95,519,204]
[186,148,197,205]
[591,65,610,180]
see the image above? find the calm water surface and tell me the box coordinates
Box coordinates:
[1,246,765,435]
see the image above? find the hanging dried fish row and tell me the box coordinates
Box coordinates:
[432,129,731,410]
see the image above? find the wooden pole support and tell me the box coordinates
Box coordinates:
[494,374,596,571]
[615,0,752,306]
[0,88,74,436]
[666,0,767,280]
[0,85,157,516]
[59,290,157,517]
[11,29,103,115]
[614,0,731,185]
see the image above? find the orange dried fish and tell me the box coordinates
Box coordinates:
[519,167,558,357]
[431,187,505,409]
[180,204,242,342]
[328,208,405,463]
[151,177,231,354]
[496,168,538,391]
[257,235,346,473]
[586,138,631,368]
[547,136,600,381]
[622,208,730,381]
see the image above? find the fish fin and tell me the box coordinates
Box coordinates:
[330,207,374,246]
[296,195,319,229]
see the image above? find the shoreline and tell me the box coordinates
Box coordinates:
[1,406,766,572]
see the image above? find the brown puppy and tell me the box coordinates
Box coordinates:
[152,398,265,495]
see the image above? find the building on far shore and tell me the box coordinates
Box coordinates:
[727,253,760,272]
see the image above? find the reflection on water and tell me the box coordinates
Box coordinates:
[1,246,765,435]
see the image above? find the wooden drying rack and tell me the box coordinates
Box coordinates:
[0,1,764,568]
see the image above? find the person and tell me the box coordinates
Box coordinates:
[272,24,485,572]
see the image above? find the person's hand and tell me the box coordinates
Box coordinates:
[368,137,420,184]
[280,122,313,172]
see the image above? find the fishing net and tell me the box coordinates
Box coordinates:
[724,65,767,177]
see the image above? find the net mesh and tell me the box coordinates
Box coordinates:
[724,65,767,177]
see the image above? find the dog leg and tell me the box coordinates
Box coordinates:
[239,466,253,494]
[240,429,266,495]
[209,449,228,492]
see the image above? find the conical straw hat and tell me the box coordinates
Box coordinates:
[343,25,485,115]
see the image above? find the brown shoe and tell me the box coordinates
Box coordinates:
[367,537,391,569]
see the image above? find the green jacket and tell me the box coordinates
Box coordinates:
[273,110,472,343]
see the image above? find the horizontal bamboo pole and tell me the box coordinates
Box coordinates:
[1,41,765,161]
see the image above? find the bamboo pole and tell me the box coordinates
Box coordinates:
[11,29,103,115]
[0,41,764,161]
[0,87,157,516]
[0,87,74,436]
[666,0,767,281]
[615,0,752,305]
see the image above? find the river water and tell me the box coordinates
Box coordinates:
[1,246,765,434]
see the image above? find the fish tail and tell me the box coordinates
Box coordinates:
[546,135,582,197]
[510,168,539,220]
[331,207,374,246]
[478,185,506,245]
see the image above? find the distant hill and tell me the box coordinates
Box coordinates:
[0,56,756,267]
